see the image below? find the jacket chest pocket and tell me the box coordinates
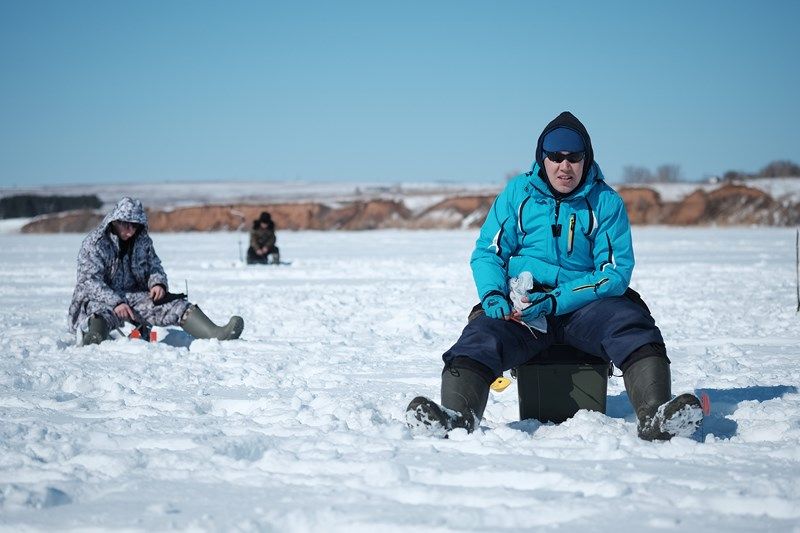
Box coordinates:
[565,210,596,261]
[518,227,550,256]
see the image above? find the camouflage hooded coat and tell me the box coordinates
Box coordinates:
[67,197,169,333]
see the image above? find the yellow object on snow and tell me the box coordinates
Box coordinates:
[490,376,511,392]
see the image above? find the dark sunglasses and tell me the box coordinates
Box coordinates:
[544,151,585,164]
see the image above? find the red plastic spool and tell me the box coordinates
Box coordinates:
[700,392,711,416]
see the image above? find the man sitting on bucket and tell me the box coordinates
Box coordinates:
[406,111,703,441]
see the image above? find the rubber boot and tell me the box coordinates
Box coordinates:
[82,315,109,345]
[406,360,491,435]
[180,305,244,340]
[623,355,702,440]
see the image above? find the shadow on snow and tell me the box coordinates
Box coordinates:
[506,385,797,440]
[160,329,194,348]
[606,384,797,439]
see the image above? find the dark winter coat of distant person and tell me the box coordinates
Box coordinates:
[247,211,280,264]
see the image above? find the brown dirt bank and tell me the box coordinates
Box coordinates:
[20,184,800,233]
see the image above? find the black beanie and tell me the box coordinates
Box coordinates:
[534,111,594,180]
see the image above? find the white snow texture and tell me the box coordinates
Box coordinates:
[1,227,799,531]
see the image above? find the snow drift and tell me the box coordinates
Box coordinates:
[1,227,799,530]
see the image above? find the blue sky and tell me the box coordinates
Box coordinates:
[1,1,798,187]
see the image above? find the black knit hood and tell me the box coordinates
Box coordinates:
[534,111,595,184]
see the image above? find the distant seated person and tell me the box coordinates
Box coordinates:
[68,197,244,345]
[247,211,280,264]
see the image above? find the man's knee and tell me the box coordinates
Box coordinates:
[567,297,664,367]
[443,314,548,376]
[148,300,191,327]
[443,316,507,372]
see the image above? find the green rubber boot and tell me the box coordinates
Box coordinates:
[180,305,244,340]
[82,315,109,346]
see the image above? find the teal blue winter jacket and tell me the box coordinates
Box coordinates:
[470,162,634,316]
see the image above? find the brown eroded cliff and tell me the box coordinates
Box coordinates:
[19,183,800,233]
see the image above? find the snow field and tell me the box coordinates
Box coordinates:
[1,228,799,531]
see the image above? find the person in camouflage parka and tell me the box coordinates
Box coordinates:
[68,197,244,344]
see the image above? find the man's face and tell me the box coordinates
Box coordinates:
[543,152,585,194]
[111,220,139,241]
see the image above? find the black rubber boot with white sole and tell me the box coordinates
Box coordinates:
[406,358,492,436]
[623,355,703,441]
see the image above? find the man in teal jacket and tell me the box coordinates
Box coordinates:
[406,111,702,441]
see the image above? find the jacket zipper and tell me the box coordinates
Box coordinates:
[551,198,562,261]
[551,199,562,237]
[567,213,576,255]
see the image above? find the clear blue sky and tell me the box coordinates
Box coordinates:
[1,1,798,187]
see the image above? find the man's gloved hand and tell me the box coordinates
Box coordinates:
[520,292,556,323]
[481,292,512,319]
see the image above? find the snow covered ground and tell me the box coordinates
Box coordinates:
[1,227,799,531]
